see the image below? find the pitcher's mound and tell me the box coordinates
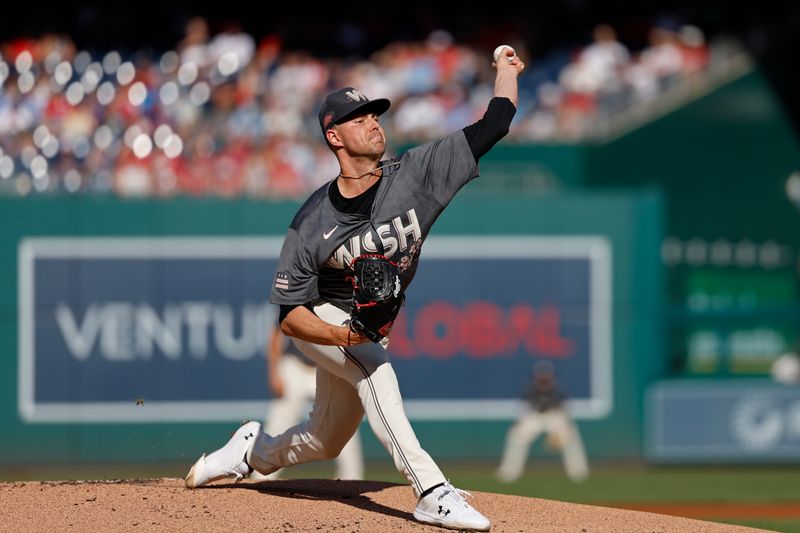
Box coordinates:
[0,478,769,532]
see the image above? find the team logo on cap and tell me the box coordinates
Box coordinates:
[323,111,336,129]
[345,89,368,102]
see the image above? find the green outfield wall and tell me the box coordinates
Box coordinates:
[0,189,663,466]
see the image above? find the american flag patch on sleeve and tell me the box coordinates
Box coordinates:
[274,272,289,290]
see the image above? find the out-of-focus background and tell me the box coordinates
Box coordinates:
[2,1,799,530]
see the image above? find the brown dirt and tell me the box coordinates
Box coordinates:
[0,477,773,533]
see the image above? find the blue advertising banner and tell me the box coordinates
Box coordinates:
[18,236,612,423]
[646,380,800,461]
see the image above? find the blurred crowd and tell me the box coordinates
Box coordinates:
[0,17,729,198]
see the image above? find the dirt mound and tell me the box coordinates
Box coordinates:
[0,478,769,532]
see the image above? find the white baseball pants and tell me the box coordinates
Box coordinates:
[261,355,364,480]
[249,302,446,496]
[496,407,589,483]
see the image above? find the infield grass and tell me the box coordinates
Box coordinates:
[361,460,800,532]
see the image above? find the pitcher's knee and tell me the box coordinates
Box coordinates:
[320,447,342,460]
[305,434,349,461]
[320,436,352,460]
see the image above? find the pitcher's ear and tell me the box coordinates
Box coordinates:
[326,127,342,147]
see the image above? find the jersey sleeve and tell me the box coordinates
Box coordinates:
[403,130,479,207]
[462,97,516,161]
[269,228,319,305]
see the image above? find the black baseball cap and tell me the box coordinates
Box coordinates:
[318,87,391,134]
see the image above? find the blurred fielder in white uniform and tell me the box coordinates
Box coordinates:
[253,324,364,481]
[496,360,589,484]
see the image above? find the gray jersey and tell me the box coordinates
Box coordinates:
[270,130,477,310]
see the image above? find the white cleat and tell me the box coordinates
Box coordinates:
[413,482,491,531]
[185,421,261,489]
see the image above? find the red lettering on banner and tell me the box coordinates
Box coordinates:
[540,305,575,356]
[414,301,460,358]
[386,302,577,359]
[508,304,574,357]
[460,301,509,358]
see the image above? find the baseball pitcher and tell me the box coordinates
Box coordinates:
[185,44,525,531]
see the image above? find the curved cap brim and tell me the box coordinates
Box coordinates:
[336,98,391,125]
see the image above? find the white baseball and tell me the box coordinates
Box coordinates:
[493,45,515,63]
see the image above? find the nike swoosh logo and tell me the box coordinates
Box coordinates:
[323,225,338,240]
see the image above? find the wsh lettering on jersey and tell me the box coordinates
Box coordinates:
[327,208,422,269]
